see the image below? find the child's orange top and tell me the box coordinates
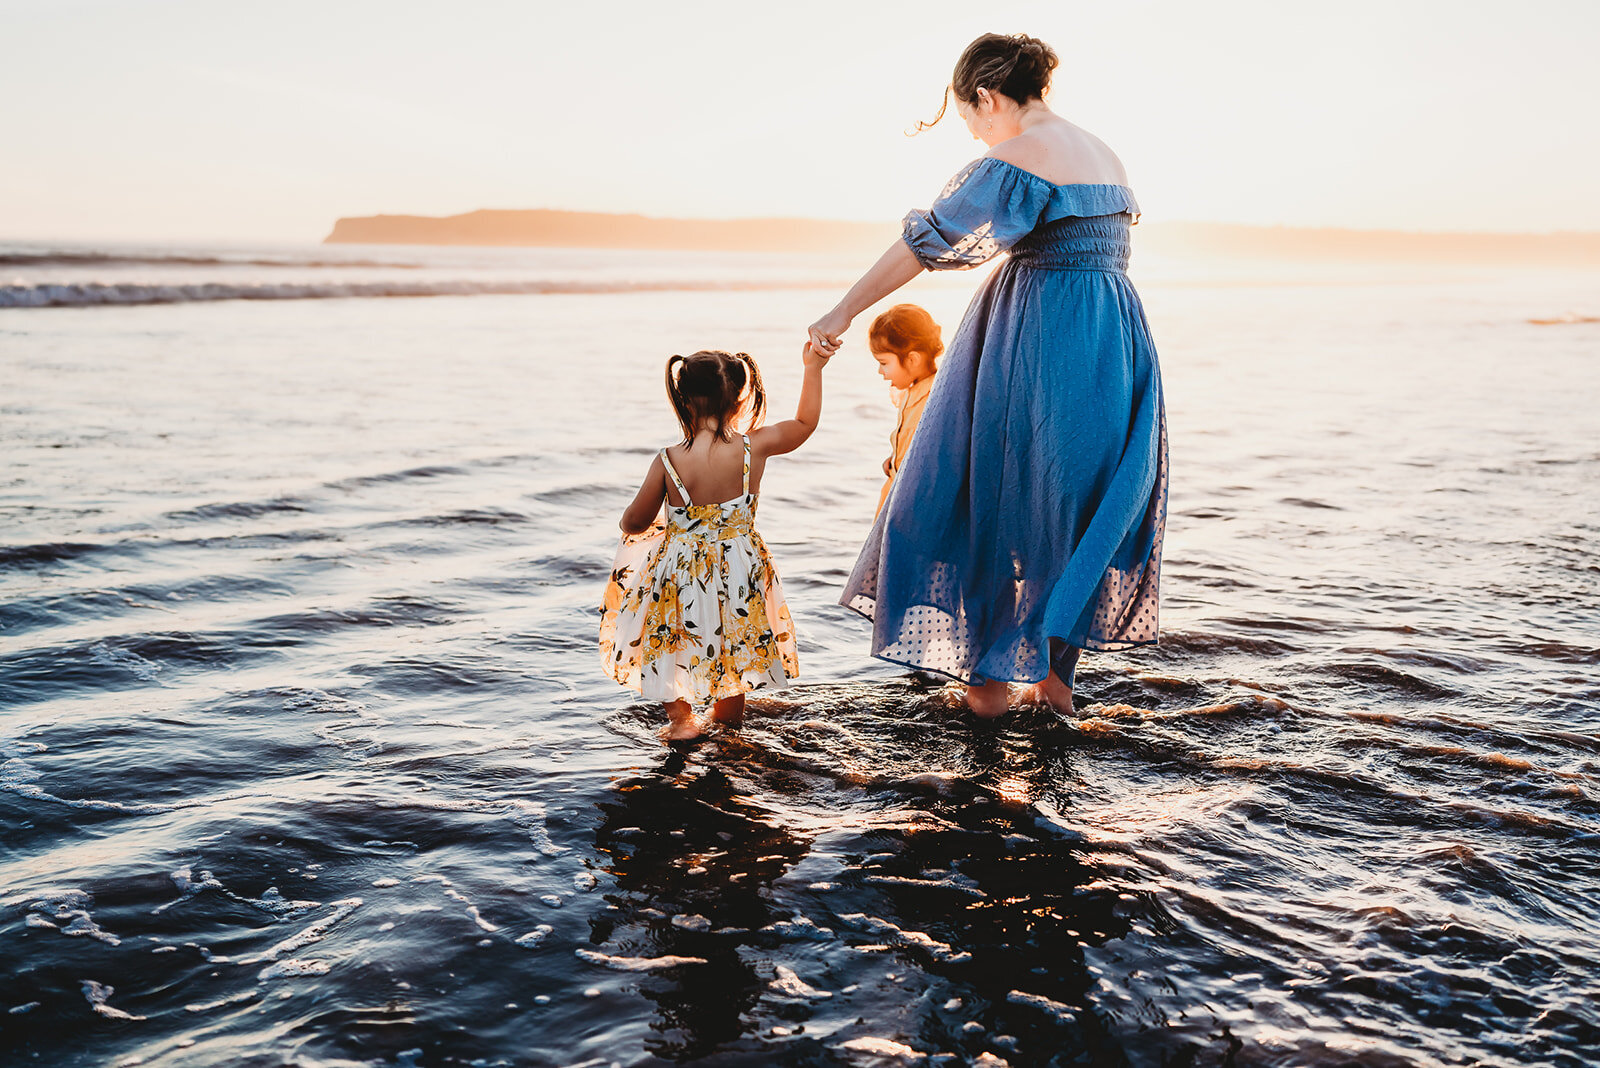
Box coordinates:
[877,375,935,515]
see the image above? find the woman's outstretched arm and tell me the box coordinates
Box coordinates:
[808,239,923,356]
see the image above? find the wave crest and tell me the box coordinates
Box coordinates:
[0,277,838,309]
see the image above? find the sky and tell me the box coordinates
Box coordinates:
[2,0,1598,242]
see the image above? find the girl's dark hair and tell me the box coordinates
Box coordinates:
[915,33,1058,133]
[665,350,766,445]
[868,304,944,367]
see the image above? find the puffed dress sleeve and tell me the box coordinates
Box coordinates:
[901,157,1056,271]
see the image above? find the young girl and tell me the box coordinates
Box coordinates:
[599,344,828,742]
[870,304,943,515]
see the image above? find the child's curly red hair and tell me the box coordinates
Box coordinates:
[868,304,944,366]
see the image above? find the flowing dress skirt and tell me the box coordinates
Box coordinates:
[841,214,1168,685]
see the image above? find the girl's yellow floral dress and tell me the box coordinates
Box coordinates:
[600,435,800,704]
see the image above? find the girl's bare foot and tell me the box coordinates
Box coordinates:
[662,700,704,743]
[965,678,1010,719]
[710,694,745,728]
[1020,670,1075,716]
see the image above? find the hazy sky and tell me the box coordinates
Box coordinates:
[3,0,1597,241]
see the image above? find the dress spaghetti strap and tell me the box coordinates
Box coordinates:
[660,449,692,506]
[741,434,751,496]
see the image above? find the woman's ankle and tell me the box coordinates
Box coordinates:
[965,679,1009,718]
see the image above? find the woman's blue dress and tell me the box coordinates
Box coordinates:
[840,157,1168,684]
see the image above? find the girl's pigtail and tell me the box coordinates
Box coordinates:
[665,354,694,444]
[735,352,766,432]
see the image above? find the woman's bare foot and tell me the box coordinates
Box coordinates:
[965,679,1010,719]
[662,700,704,743]
[1020,670,1075,716]
[710,694,745,728]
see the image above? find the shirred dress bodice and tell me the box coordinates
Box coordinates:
[1008,215,1132,273]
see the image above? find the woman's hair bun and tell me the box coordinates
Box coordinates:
[914,33,1058,133]
[960,33,1057,106]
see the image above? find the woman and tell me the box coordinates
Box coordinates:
[809,32,1168,719]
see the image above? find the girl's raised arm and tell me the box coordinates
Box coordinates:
[751,343,827,458]
[619,454,667,534]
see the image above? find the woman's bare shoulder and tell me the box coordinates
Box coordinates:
[988,121,1128,186]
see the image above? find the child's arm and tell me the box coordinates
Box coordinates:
[619,454,667,534]
[750,343,826,458]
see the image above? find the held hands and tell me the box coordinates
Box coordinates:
[802,341,831,370]
[807,308,851,358]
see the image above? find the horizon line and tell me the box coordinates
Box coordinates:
[6,216,1600,246]
[328,207,1600,241]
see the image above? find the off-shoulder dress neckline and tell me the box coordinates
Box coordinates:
[977,155,1133,193]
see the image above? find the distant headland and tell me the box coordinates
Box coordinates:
[324,209,893,254]
[324,208,1600,265]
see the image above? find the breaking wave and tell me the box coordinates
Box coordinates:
[0,277,843,308]
[0,251,423,269]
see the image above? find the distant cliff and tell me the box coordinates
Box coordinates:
[324,208,1600,265]
[324,209,893,253]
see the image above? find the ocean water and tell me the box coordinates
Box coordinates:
[2,242,1598,1067]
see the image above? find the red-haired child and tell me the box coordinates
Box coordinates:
[869,304,943,514]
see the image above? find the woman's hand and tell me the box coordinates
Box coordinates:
[808,307,852,358]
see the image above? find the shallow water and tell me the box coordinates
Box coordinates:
[2,246,1599,1067]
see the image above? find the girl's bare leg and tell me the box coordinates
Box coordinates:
[711,694,745,728]
[965,678,1010,719]
[662,700,703,742]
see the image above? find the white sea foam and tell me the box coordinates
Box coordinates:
[155,867,318,919]
[22,890,122,945]
[258,958,332,979]
[81,981,146,1021]
[410,874,501,931]
[862,873,986,898]
[183,990,261,1012]
[60,911,122,946]
[257,898,362,961]
[245,886,321,919]
[574,948,708,971]
[1006,990,1080,1026]
[769,965,832,1000]
[280,689,367,714]
[514,924,554,949]
[89,640,164,682]
[762,915,835,941]
[506,799,567,855]
[835,1036,926,1061]
[835,914,971,965]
